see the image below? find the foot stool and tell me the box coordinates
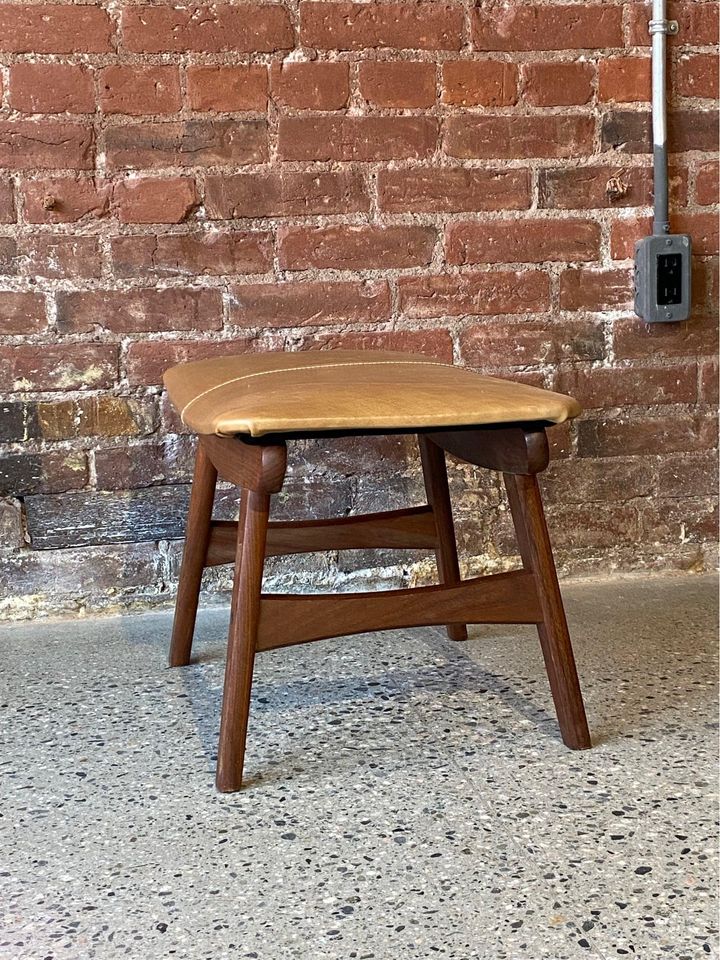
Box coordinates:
[164,350,591,791]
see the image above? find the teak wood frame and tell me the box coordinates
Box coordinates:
[169,424,591,792]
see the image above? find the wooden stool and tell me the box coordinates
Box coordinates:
[164,350,591,792]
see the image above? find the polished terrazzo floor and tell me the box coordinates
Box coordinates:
[1,574,717,960]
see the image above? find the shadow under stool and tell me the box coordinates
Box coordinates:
[163,349,591,792]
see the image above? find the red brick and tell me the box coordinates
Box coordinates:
[57,289,223,335]
[9,64,94,114]
[539,165,686,210]
[444,115,594,160]
[0,5,113,53]
[206,170,368,218]
[0,344,118,392]
[460,319,605,369]
[611,212,718,259]
[378,167,530,213]
[229,281,392,327]
[441,61,517,107]
[22,177,111,224]
[398,271,550,318]
[359,62,436,108]
[111,231,272,277]
[556,363,697,409]
[0,237,15,275]
[287,329,454,363]
[598,57,651,103]
[676,54,719,100]
[578,414,717,458]
[639,498,718,544]
[278,116,437,161]
[271,62,349,110]
[695,161,718,206]
[113,177,198,224]
[0,179,13,223]
[559,268,632,312]
[126,338,258,386]
[19,236,101,280]
[279,225,436,271]
[522,62,594,107]
[601,109,717,154]
[699,359,719,404]
[657,452,718,498]
[472,4,622,51]
[446,219,601,265]
[627,2,718,46]
[612,315,718,361]
[187,66,268,112]
[300,2,463,50]
[542,457,655,504]
[0,122,93,170]
[0,292,46,335]
[543,502,640,550]
[94,438,196,491]
[100,66,181,116]
[0,451,88,496]
[105,120,267,170]
[122,5,293,53]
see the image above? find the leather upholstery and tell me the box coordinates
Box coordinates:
[163,350,581,437]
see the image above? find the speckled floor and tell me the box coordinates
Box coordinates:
[1,574,717,960]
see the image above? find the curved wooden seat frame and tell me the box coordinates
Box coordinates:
[169,424,591,792]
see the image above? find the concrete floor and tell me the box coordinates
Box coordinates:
[0,574,717,960]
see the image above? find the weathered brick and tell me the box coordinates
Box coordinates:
[695,161,718,206]
[602,110,717,154]
[271,62,349,110]
[9,63,95,114]
[627,2,718,46]
[559,268,632,312]
[126,337,258,386]
[0,498,24,552]
[35,395,158,440]
[22,177,111,224]
[0,451,87,497]
[657,452,718,498]
[639,497,718,544]
[522,62,594,106]
[286,329,454,362]
[111,231,272,278]
[0,292,46,335]
[0,401,29,441]
[0,5,113,53]
[205,170,368,218]
[187,66,268,112]
[611,212,718,259]
[278,115,437,161]
[0,237,17,275]
[0,179,13,223]
[113,177,198,224]
[100,66,182,116]
[279,225,437,271]
[539,165,686,210]
[612,315,718,360]
[229,280,392,327]
[446,219,601,265]
[598,57,650,102]
[460,319,605,369]
[105,120,267,170]
[57,289,223,335]
[556,363,698,408]
[398,271,550,318]
[300,2,463,50]
[0,122,94,170]
[94,438,195,490]
[359,61,436,108]
[577,414,717,458]
[699,359,718,404]
[18,236,102,280]
[472,4,622,51]
[542,457,656,504]
[444,115,594,159]
[122,5,293,54]
[543,502,639,550]
[0,344,118,392]
[378,167,530,213]
[2,542,163,592]
[676,54,719,99]
[441,61,517,107]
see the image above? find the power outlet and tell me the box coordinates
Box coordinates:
[634,234,692,323]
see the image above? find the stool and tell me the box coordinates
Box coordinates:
[164,350,591,792]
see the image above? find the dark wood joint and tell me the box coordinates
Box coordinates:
[425,424,550,475]
[199,434,287,493]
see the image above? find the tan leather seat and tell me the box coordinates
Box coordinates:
[163,349,581,437]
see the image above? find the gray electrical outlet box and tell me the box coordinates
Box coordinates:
[634,233,692,323]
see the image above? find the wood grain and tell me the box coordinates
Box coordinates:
[427,425,549,475]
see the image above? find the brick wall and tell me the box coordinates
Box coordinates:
[0,1,717,618]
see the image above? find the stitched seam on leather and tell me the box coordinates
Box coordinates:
[179,359,453,424]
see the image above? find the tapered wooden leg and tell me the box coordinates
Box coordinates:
[419,435,468,641]
[504,473,591,750]
[216,490,270,792]
[169,443,218,667]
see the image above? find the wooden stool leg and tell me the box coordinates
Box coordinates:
[419,435,468,641]
[504,473,591,750]
[216,489,270,792]
[169,443,218,667]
